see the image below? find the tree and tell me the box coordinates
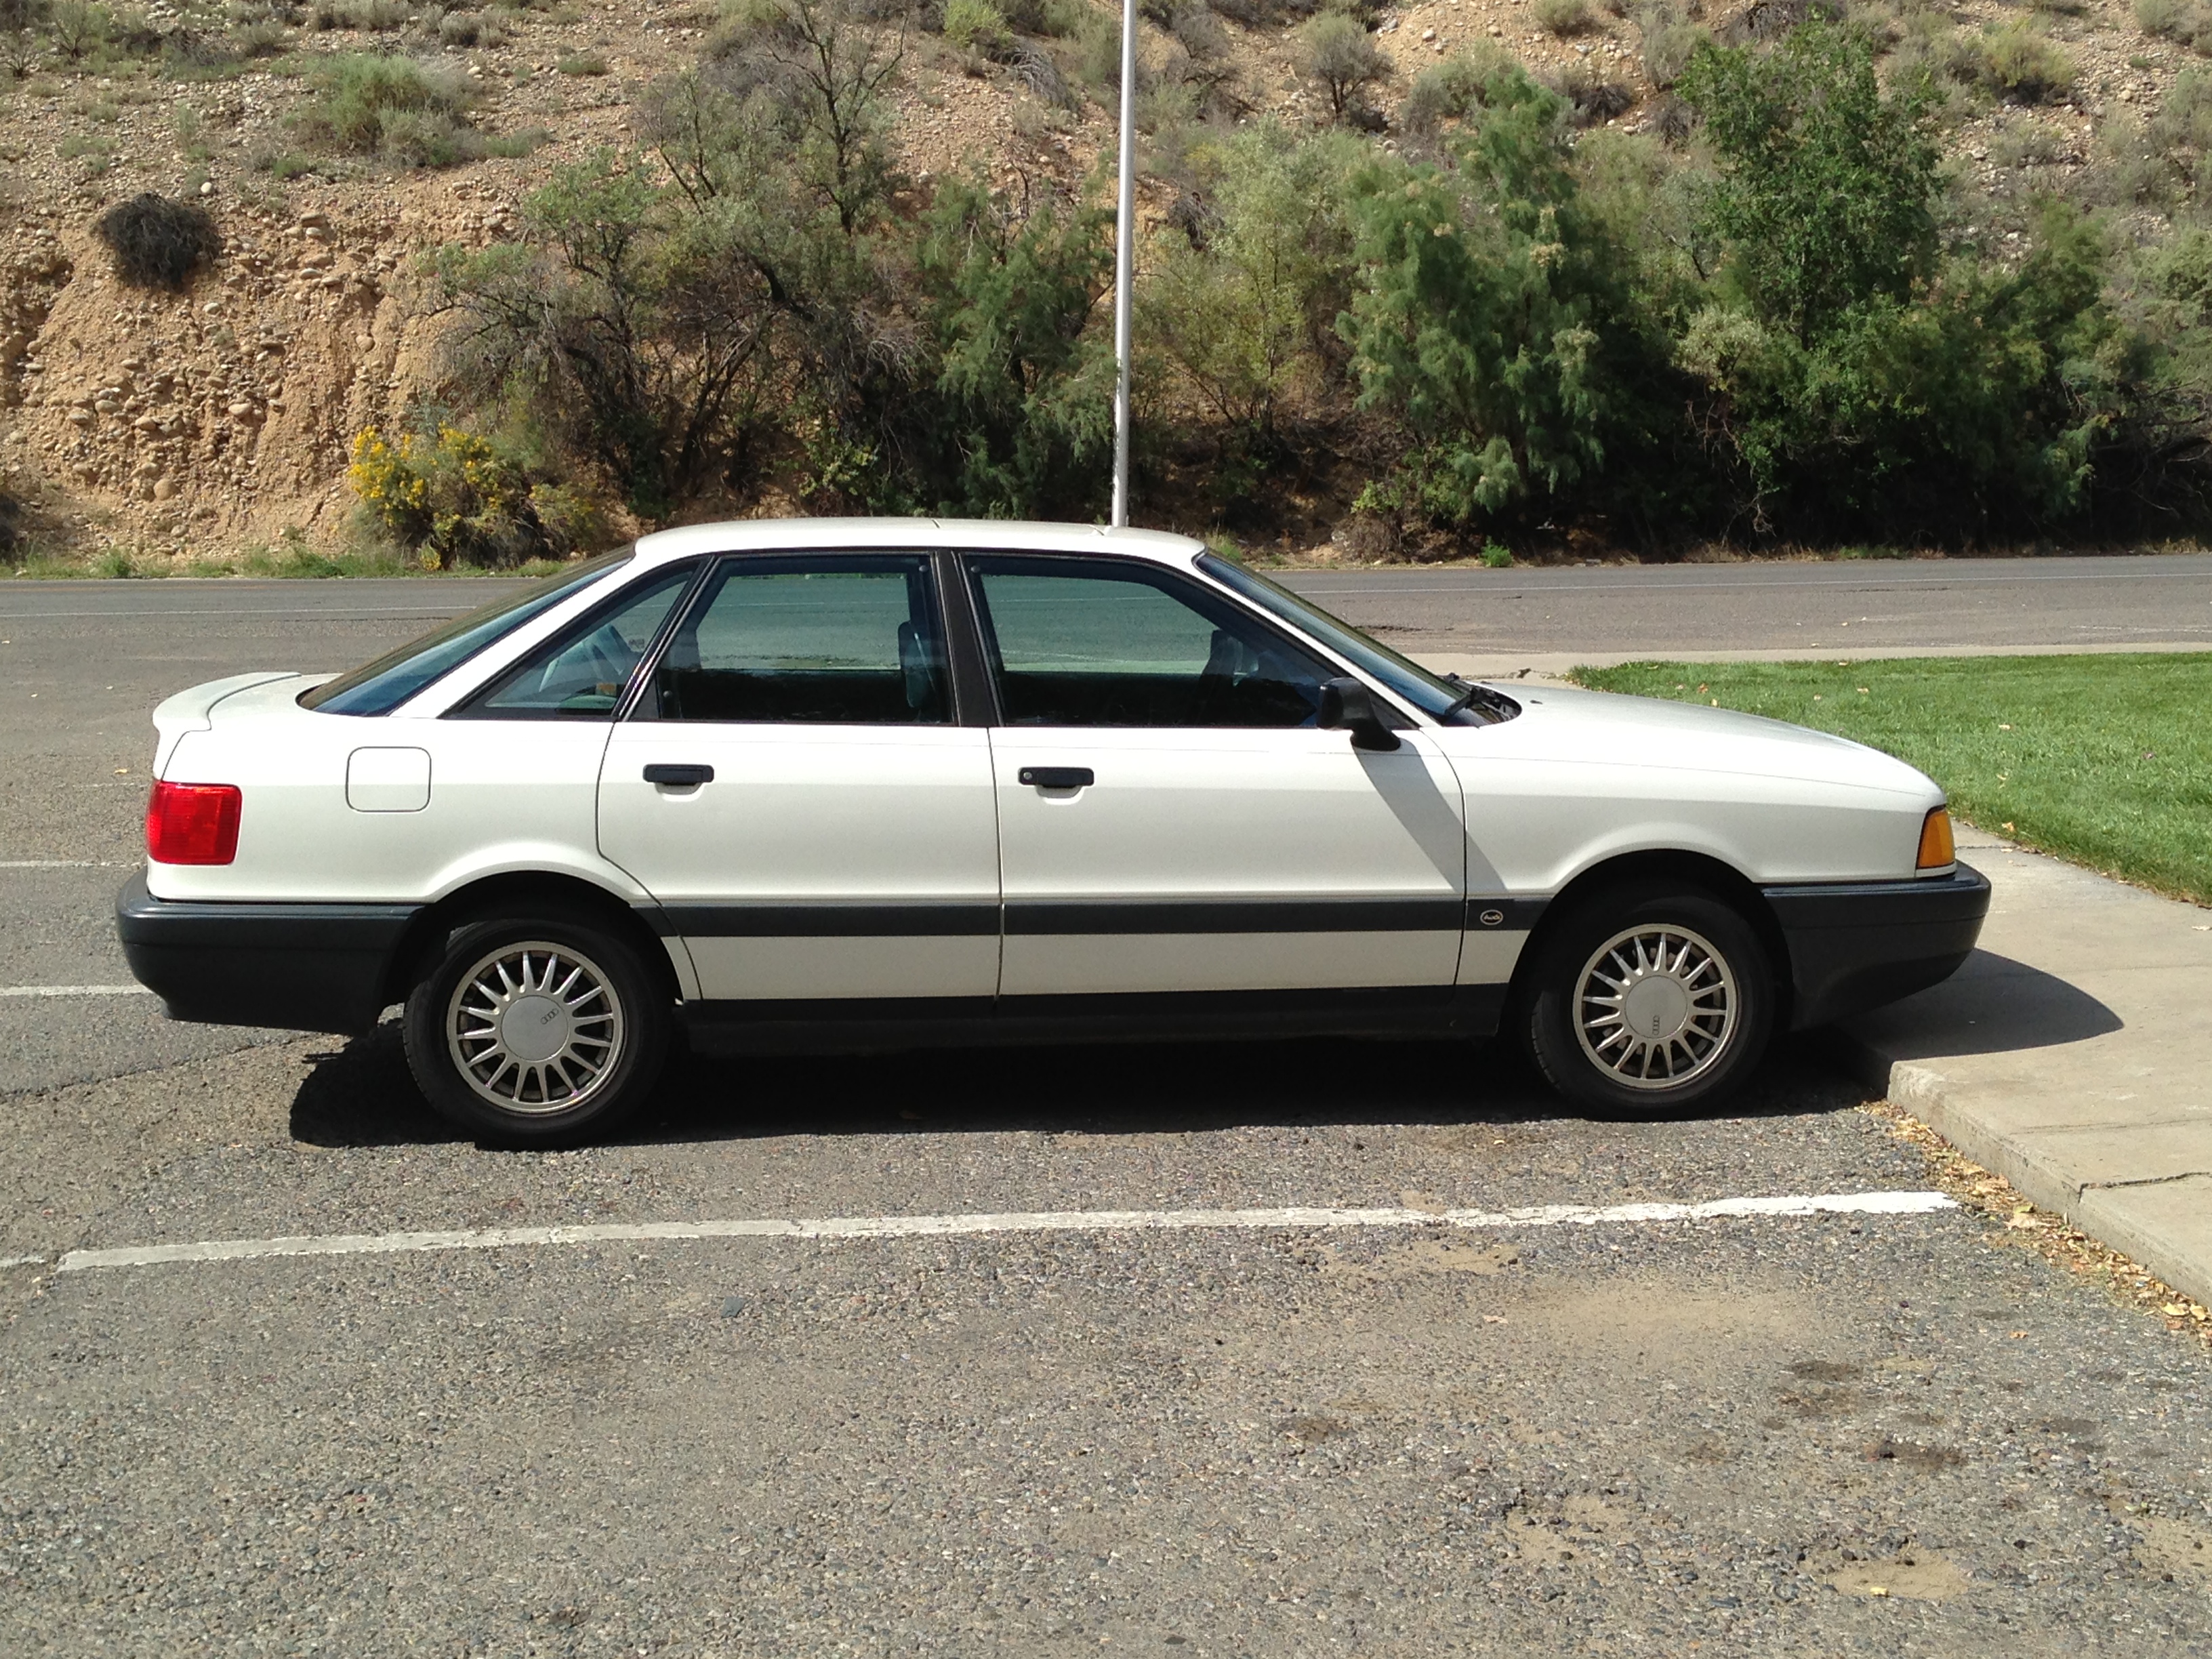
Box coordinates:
[426,155,779,519]
[1676,22,1938,346]
[907,176,1116,518]
[1145,125,1362,445]
[1342,67,1671,527]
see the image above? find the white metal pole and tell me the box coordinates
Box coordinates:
[1110,0,1136,529]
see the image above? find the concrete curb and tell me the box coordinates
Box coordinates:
[1830,1033,2212,1309]
[1825,834,2212,1310]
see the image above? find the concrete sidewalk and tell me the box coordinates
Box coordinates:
[1833,825,2212,1306]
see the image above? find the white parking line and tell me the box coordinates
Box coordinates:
[0,984,151,999]
[41,1191,1956,1275]
[0,859,112,868]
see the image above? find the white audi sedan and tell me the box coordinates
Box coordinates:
[118,520,1988,1143]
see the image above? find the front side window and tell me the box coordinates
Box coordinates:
[646,555,951,724]
[300,548,634,716]
[459,563,698,718]
[1198,553,1517,725]
[966,555,1334,728]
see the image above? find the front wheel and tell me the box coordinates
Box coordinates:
[1521,884,1775,1116]
[403,911,671,1146]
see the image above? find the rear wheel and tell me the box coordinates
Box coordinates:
[403,910,670,1145]
[1521,883,1775,1115]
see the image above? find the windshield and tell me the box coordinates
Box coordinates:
[299,550,635,716]
[1197,554,1516,724]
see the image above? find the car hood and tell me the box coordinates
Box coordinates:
[1452,683,1936,799]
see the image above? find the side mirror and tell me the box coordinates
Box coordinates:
[1318,676,1401,752]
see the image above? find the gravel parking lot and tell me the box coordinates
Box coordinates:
[1,576,2206,1656]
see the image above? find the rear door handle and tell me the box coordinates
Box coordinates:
[644,764,714,787]
[1018,766,1094,790]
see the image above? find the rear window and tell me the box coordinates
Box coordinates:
[299,550,634,716]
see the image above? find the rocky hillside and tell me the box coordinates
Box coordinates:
[0,0,2196,564]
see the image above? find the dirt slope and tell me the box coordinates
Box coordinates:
[0,0,2184,561]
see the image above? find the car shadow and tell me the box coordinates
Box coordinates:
[288,1023,1866,1151]
[1837,948,2123,1061]
[288,1024,469,1148]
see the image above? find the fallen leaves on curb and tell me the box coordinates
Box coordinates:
[1862,1099,2212,1352]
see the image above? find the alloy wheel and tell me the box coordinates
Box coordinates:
[445,940,626,1114]
[1572,923,1738,1090]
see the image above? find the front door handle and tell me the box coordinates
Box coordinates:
[1018,766,1094,790]
[644,763,715,787]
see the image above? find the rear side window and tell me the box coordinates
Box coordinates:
[646,555,951,724]
[300,549,634,716]
[458,564,698,718]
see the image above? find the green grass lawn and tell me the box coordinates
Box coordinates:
[1571,653,2212,907]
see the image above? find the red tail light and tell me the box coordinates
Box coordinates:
[146,780,242,865]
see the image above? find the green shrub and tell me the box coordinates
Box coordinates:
[554,48,606,73]
[312,0,412,28]
[1978,20,2074,103]
[2133,0,2212,47]
[45,0,106,59]
[298,51,482,165]
[1296,12,1386,120]
[1886,10,1980,90]
[94,191,222,287]
[1534,0,1594,35]
[941,0,1004,49]
[1634,3,1706,87]
[1400,49,1500,136]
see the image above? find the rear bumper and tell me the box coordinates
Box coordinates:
[115,872,421,1035]
[1763,862,1990,1030]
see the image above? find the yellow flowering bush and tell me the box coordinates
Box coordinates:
[347,422,598,567]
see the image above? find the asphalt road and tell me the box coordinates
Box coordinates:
[1,569,2207,1655]
[1286,551,2212,668]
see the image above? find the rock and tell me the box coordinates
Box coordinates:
[152,477,176,499]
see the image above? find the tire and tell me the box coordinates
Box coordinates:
[1521,882,1776,1117]
[402,909,671,1146]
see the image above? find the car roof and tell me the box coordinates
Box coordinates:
[631,518,1207,570]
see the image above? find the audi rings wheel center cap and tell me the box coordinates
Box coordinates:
[1620,975,1692,1042]
[500,994,571,1063]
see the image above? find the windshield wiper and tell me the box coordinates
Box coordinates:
[1440,674,1515,724]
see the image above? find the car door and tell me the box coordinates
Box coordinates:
[371,558,704,906]
[963,553,1468,1000]
[596,552,1001,1004]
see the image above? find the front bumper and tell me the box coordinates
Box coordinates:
[116,872,422,1035]
[1763,862,1990,1030]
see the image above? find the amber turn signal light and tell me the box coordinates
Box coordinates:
[1917,806,1955,871]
